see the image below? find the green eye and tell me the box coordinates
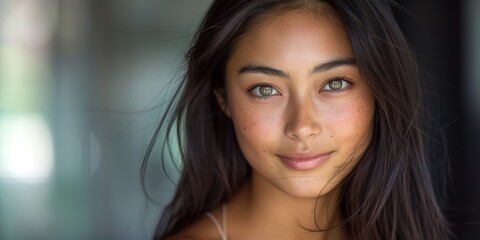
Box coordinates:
[251,85,279,97]
[259,86,273,96]
[323,78,350,91]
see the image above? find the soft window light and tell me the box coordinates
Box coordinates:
[0,114,53,183]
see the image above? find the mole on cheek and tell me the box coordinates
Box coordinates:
[358,105,366,114]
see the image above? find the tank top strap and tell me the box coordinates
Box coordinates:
[205,203,227,240]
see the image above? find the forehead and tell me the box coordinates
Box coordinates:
[237,3,346,43]
[229,9,353,67]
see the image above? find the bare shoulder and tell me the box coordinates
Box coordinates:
[163,214,222,240]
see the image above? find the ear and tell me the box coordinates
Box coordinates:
[214,88,231,118]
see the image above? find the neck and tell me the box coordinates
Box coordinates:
[228,172,348,240]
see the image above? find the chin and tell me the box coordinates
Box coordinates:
[275,178,340,199]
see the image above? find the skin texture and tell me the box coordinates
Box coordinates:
[221,10,375,200]
[172,9,375,240]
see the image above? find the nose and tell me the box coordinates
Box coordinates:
[284,95,321,141]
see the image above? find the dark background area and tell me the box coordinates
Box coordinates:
[396,0,480,239]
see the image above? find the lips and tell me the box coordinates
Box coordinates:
[278,152,333,171]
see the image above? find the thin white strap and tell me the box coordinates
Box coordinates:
[205,204,227,240]
[222,203,227,240]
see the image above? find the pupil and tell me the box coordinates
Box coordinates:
[329,80,342,90]
[260,86,273,96]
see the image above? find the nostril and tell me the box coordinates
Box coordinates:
[284,113,321,141]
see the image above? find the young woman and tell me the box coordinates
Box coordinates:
[142,0,452,239]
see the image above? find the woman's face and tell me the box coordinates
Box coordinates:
[218,10,375,198]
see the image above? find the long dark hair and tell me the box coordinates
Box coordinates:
[142,0,451,239]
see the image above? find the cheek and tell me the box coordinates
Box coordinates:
[327,99,374,143]
[229,101,281,153]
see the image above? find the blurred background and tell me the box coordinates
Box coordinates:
[0,0,478,239]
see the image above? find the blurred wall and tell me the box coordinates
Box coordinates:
[1,0,58,239]
[1,0,212,239]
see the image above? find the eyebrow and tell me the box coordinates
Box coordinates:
[238,64,289,78]
[238,57,356,78]
[311,58,356,73]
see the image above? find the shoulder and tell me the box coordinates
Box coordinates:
[163,214,223,240]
